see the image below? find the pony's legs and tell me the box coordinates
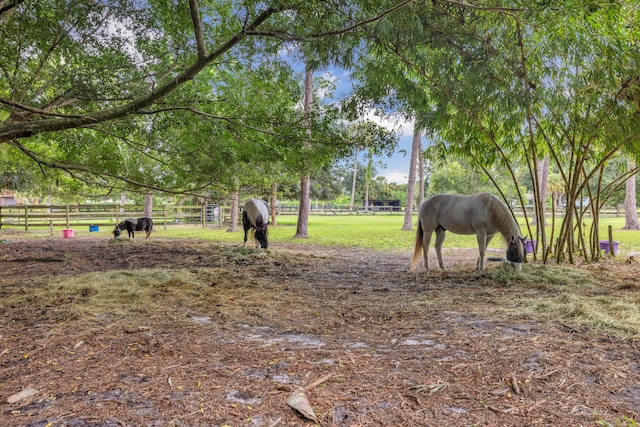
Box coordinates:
[422,231,433,270]
[475,232,493,271]
[434,228,446,269]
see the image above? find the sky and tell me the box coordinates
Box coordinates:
[318,68,417,185]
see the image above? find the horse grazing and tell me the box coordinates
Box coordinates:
[410,193,525,272]
[242,198,269,249]
[113,217,153,240]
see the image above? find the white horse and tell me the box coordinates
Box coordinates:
[242,198,270,249]
[410,193,525,272]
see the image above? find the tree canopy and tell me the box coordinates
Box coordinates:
[347,0,640,262]
[0,0,407,196]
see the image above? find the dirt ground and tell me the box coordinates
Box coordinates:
[1,235,639,426]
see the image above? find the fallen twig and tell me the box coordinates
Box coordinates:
[526,399,547,413]
[7,386,38,403]
[408,381,447,395]
[511,375,521,395]
[488,405,504,415]
[301,373,331,392]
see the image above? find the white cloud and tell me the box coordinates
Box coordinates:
[320,70,340,84]
[382,169,410,185]
[363,110,414,137]
[317,71,340,99]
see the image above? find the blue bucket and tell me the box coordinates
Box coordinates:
[89,225,99,232]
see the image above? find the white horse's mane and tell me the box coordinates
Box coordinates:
[490,197,521,241]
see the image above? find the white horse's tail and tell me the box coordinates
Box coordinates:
[410,218,424,271]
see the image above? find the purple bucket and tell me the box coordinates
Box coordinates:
[599,241,619,255]
[524,239,536,254]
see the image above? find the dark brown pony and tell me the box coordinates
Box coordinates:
[410,193,525,272]
[113,217,153,239]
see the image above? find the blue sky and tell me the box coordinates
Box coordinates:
[317,68,417,185]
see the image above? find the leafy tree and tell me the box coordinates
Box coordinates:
[345,120,398,210]
[401,124,421,230]
[350,1,640,264]
[622,160,640,230]
[310,165,344,202]
[0,0,411,197]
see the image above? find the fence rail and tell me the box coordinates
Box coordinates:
[0,203,633,233]
[0,204,222,232]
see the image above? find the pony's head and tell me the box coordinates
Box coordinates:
[254,224,269,249]
[113,227,122,237]
[506,235,526,272]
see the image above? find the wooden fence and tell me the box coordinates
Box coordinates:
[0,203,633,233]
[0,204,223,232]
[0,203,402,232]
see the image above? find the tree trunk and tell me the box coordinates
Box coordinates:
[119,190,126,215]
[294,174,310,238]
[531,156,549,225]
[143,192,153,218]
[227,191,239,232]
[270,183,278,227]
[364,145,372,211]
[294,68,313,239]
[350,146,359,211]
[623,160,640,230]
[402,124,421,231]
[418,141,425,208]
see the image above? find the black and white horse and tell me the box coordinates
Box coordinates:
[113,217,153,239]
[242,199,269,249]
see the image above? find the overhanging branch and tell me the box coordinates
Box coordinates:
[8,140,226,196]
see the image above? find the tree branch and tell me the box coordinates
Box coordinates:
[438,0,524,13]
[0,7,279,143]
[9,140,226,196]
[0,98,85,119]
[188,0,207,59]
[246,0,416,40]
[0,0,25,15]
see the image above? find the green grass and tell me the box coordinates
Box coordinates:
[4,213,640,255]
[147,214,509,252]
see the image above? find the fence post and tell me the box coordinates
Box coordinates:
[608,225,615,257]
[201,205,205,228]
[65,205,70,228]
[163,205,167,230]
[24,206,28,232]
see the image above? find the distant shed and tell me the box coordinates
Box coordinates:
[1,189,16,206]
[371,199,401,211]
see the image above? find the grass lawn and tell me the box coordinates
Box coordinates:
[213,214,640,255]
[11,213,638,257]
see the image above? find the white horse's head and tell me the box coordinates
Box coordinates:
[506,235,526,272]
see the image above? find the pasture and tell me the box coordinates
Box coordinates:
[1,217,639,426]
[16,213,640,254]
